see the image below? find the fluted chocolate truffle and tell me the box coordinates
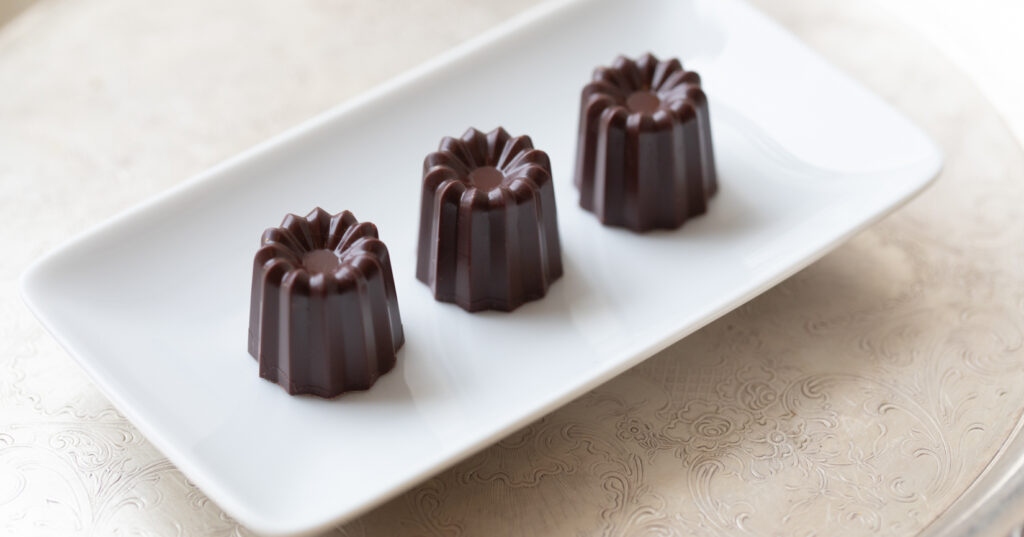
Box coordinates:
[248,208,403,397]
[574,53,718,231]
[416,127,563,312]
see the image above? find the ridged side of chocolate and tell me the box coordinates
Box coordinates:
[416,127,563,312]
[574,53,718,231]
[248,208,403,397]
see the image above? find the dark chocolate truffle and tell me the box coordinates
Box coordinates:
[248,208,403,397]
[574,53,718,231]
[416,127,563,312]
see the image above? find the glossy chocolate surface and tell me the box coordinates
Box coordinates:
[248,208,404,397]
[574,53,718,231]
[416,127,563,312]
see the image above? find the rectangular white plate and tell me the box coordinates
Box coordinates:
[20,0,941,534]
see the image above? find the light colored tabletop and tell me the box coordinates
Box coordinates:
[2,0,1024,535]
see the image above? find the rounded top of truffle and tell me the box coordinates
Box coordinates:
[582,53,706,124]
[422,127,553,209]
[253,207,389,292]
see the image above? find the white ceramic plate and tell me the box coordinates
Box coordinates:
[20,0,941,534]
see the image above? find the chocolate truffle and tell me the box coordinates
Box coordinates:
[574,53,718,231]
[416,127,563,312]
[248,208,403,397]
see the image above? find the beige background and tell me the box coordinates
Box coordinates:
[2,0,1024,535]
[0,0,32,26]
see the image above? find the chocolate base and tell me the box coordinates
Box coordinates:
[248,208,403,397]
[575,53,718,231]
[416,127,563,312]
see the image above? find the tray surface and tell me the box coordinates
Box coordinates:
[20,0,941,534]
